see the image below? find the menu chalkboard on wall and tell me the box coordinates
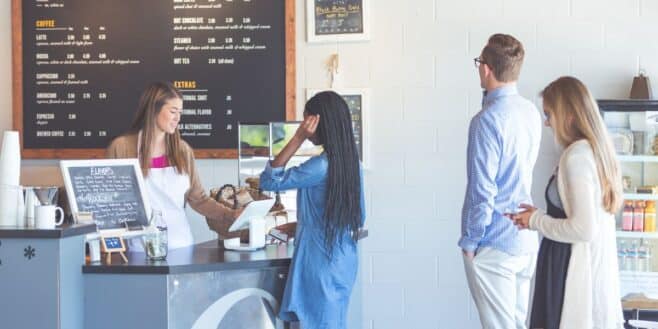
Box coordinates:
[60,159,151,231]
[314,0,364,35]
[12,0,296,159]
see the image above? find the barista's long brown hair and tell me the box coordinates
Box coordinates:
[541,76,622,213]
[129,82,189,177]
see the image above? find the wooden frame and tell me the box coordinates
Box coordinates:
[306,0,370,43]
[11,0,296,159]
[306,88,370,168]
[60,158,151,235]
[100,235,128,264]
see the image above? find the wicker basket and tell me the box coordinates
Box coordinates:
[209,184,272,210]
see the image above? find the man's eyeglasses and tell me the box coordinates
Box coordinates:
[473,57,485,68]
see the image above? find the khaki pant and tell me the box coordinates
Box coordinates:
[463,247,537,329]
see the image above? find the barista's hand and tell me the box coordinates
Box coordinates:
[232,206,244,220]
[295,115,320,140]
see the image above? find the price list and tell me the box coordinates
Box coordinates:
[21,0,288,151]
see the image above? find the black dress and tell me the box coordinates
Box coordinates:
[529,174,571,329]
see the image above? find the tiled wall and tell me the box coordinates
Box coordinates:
[304,1,657,328]
[3,0,658,328]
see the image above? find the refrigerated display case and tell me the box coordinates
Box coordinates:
[599,100,658,299]
[237,122,323,226]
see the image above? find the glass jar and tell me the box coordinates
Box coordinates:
[142,209,168,260]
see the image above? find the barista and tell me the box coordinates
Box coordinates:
[107,82,242,249]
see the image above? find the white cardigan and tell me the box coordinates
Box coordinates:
[529,139,624,329]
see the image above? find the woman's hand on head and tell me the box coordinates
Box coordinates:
[295,115,320,140]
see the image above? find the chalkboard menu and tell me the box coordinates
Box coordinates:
[343,94,363,159]
[314,0,364,35]
[60,159,151,230]
[13,0,296,158]
[306,88,368,165]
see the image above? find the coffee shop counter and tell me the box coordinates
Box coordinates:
[0,223,97,329]
[83,240,293,329]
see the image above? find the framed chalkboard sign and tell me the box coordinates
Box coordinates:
[60,159,151,233]
[12,0,296,159]
[306,88,369,168]
[306,0,370,42]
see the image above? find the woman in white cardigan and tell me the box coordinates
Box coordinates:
[511,76,624,329]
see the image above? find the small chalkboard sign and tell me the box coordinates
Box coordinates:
[60,159,151,233]
[103,237,124,250]
[306,88,369,167]
[307,0,370,42]
[100,235,128,264]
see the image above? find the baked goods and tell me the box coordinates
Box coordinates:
[245,176,260,190]
[609,128,633,155]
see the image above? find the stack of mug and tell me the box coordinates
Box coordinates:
[0,131,22,227]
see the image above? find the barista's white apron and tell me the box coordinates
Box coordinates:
[128,132,194,251]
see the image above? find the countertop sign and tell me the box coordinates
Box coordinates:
[14,0,295,158]
[65,164,148,230]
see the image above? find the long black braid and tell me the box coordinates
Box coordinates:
[304,91,362,253]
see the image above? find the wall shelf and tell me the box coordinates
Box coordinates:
[617,231,658,239]
[624,193,658,200]
[618,155,658,163]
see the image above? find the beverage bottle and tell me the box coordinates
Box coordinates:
[142,209,168,260]
[628,240,639,271]
[622,201,634,231]
[647,241,653,272]
[617,240,627,271]
[638,240,649,272]
[634,201,645,232]
[645,201,657,232]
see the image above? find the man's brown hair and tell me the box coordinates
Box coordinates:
[481,34,525,82]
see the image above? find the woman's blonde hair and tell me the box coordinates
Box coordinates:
[129,82,189,177]
[541,76,622,213]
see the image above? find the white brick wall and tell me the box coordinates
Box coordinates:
[293,0,653,327]
[1,0,656,328]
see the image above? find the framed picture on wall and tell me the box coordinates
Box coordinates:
[306,0,370,43]
[306,88,370,168]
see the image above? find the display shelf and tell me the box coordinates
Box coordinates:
[620,270,658,277]
[617,231,658,239]
[618,155,658,163]
[624,193,658,200]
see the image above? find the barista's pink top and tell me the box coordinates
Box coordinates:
[151,155,169,168]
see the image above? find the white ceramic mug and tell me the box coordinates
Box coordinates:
[35,205,64,229]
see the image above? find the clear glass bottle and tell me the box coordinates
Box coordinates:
[627,240,639,272]
[638,240,649,272]
[647,241,653,272]
[142,209,168,260]
[618,240,627,271]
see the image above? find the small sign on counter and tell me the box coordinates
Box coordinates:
[60,159,151,233]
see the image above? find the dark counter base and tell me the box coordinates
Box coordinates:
[83,240,294,275]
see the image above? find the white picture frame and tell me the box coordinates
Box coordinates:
[60,158,151,235]
[306,0,370,43]
[306,88,370,169]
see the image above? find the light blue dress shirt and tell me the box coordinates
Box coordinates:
[260,153,365,329]
[458,85,541,256]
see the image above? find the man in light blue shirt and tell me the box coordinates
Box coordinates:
[459,34,541,329]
